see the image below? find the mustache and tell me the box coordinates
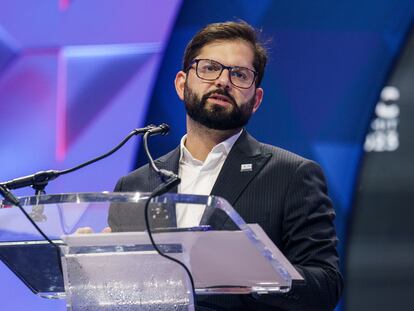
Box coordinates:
[201,89,237,107]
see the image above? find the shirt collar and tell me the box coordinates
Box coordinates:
[179,130,243,165]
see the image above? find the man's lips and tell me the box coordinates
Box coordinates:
[208,94,233,105]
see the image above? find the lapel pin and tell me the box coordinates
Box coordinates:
[240,163,253,172]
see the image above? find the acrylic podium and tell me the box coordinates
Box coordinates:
[0,192,302,311]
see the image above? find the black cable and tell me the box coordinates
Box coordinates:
[58,126,155,176]
[0,185,63,276]
[142,132,197,305]
[143,194,197,305]
[142,131,160,174]
[143,130,180,181]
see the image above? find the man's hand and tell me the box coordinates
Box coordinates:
[75,226,112,234]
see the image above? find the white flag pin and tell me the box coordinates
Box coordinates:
[240,163,253,172]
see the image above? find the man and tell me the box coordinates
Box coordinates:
[110,21,342,310]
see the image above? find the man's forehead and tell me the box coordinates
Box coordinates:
[195,39,255,68]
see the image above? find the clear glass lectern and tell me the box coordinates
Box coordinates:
[0,192,301,311]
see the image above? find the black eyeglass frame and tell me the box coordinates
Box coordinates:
[187,58,258,89]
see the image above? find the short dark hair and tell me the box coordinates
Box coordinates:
[182,21,268,87]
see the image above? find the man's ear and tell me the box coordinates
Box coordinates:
[252,87,264,113]
[174,71,187,101]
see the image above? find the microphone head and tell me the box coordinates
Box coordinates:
[146,123,170,136]
[158,123,170,135]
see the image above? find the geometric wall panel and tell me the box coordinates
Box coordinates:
[0,26,18,74]
[57,43,161,160]
[0,1,182,310]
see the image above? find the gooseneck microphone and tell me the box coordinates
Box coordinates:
[0,124,163,194]
[142,123,181,194]
[140,125,195,302]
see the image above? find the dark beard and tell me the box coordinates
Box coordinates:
[183,84,256,130]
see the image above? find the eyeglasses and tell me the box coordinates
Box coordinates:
[188,59,257,89]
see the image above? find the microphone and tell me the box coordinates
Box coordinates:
[140,125,193,303]
[142,124,180,194]
[132,124,157,135]
[1,170,59,191]
[0,124,162,193]
[147,123,170,136]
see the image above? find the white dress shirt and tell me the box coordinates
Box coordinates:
[176,131,242,227]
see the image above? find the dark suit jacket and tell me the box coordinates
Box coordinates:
[109,130,343,311]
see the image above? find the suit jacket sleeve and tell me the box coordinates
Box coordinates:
[247,160,343,311]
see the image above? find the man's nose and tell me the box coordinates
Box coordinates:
[214,68,232,89]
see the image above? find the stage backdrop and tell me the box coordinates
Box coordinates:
[1,1,414,310]
[135,2,414,311]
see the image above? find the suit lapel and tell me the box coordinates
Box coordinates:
[210,130,271,206]
[200,131,271,227]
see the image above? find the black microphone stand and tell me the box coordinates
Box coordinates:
[0,124,168,281]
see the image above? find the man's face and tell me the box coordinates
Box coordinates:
[183,77,257,130]
[175,40,264,130]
